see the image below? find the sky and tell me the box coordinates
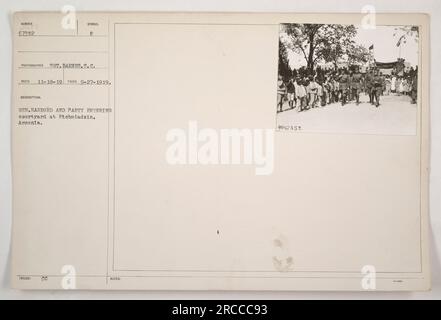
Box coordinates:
[286,24,419,69]
[355,25,419,65]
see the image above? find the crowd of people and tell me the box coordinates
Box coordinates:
[386,75,415,96]
[277,66,418,113]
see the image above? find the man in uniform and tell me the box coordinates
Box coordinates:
[365,69,374,104]
[350,66,363,105]
[331,74,339,103]
[286,77,296,109]
[372,69,384,107]
[411,73,418,104]
[338,69,350,106]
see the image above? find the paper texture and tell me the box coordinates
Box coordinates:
[11,12,430,291]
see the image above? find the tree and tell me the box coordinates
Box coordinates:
[282,24,359,71]
[282,24,323,73]
[314,25,357,68]
[346,43,371,66]
[394,26,419,45]
[315,42,345,70]
[278,39,292,79]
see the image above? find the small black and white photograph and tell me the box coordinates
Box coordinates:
[276,23,419,135]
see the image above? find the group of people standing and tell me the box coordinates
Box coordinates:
[386,75,416,97]
[277,66,418,113]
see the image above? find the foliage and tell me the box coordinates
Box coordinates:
[278,39,292,79]
[281,24,371,71]
[393,26,419,45]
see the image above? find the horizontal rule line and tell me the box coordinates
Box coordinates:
[114,22,278,26]
[16,274,425,280]
[17,51,108,53]
[19,35,108,37]
[18,67,108,69]
[18,84,110,86]
[113,269,423,274]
